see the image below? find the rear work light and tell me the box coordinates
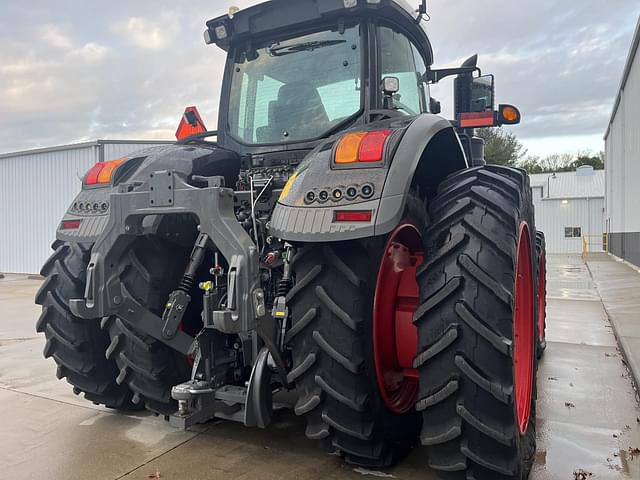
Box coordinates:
[334,210,373,223]
[335,129,392,165]
[84,158,126,186]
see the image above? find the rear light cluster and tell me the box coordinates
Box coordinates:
[84,158,126,186]
[335,129,392,165]
[70,201,109,214]
[305,183,374,204]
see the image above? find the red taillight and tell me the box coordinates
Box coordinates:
[359,130,392,162]
[334,210,373,223]
[84,162,106,185]
[335,129,393,165]
[84,158,126,186]
[61,220,82,230]
[459,111,496,128]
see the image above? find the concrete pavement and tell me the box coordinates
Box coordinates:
[587,254,640,394]
[0,257,639,479]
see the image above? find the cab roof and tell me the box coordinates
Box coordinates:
[205,0,433,66]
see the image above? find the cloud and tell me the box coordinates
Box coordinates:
[40,24,73,49]
[71,42,111,63]
[111,14,181,50]
[0,0,638,157]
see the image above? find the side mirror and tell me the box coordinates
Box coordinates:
[470,74,495,112]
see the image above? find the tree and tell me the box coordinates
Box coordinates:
[519,156,544,174]
[570,152,604,170]
[476,128,527,166]
[519,150,605,174]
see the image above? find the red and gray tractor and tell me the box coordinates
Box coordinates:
[36,1,548,478]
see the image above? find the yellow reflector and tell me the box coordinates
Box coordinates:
[97,158,126,184]
[279,171,299,201]
[335,132,367,164]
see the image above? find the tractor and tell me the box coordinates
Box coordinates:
[36,1,548,478]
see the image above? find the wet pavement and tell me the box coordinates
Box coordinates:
[1,256,639,480]
[587,254,640,395]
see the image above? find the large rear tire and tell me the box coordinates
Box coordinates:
[104,236,192,415]
[287,197,426,466]
[415,166,537,479]
[35,241,135,408]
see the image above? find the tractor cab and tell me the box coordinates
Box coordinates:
[200,0,519,163]
[205,0,435,156]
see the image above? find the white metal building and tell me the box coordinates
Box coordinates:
[604,15,640,267]
[0,140,170,274]
[530,167,605,254]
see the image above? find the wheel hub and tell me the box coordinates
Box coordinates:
[373,224,422,414]
[514,223,535,435]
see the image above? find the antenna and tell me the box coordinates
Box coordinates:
[415,0,430,23]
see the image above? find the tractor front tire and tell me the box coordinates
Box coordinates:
[35,241,135,408]
[415,166,537,479]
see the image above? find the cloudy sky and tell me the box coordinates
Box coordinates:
[0,1,638,157]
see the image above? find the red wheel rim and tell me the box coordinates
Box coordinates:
[514,222,535,435]
[373,224,422,414]
[537,250,546,342]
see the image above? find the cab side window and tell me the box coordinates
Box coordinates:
[378,25,428,115]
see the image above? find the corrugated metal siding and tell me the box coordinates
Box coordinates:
[0,141,169,274]
[0,144,98,274]
[605,19,640,235]
[530,170,604,199]
[533,197,605,254]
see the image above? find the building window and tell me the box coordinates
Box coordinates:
[564,227,582,238]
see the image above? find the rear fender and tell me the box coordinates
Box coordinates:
[376,114,468,234]
[270,114,468,242]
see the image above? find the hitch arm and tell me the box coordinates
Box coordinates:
[161,233,210,339]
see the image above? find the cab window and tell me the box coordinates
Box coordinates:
[378,25,428,115]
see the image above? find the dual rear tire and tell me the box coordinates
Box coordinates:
[36,237,191,414]
[289,165,537,479]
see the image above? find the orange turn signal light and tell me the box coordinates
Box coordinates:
[498,104,521,125]
[336,132,367,164]
[84,158,127,186]
[335,130,392,165]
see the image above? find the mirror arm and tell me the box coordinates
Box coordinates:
[425,66,480,84]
